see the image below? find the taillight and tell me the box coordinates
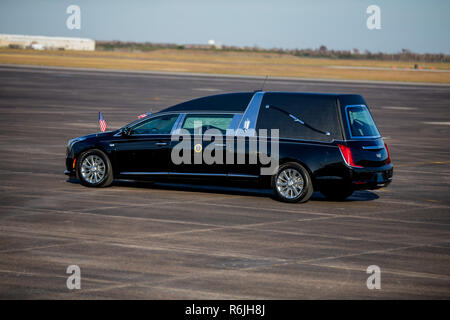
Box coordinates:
[338,144,363,168]
[384,143,391,164]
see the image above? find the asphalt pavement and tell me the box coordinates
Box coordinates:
[0,65,449,299]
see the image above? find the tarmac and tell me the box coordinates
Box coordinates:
[0,64,449,299]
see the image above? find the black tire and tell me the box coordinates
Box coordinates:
[320,186,354,201]
[271,162,313,203]
[77,149,113,187]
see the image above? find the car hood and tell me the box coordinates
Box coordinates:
[83,131,118,139]
[68,130,119,146]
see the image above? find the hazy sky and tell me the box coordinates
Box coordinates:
[0,0,449,53]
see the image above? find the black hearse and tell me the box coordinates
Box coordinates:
[65,91,393,203]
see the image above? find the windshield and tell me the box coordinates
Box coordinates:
[346,105,380,138]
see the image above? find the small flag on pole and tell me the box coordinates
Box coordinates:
[138,111,152,119]
[99,112,107,132]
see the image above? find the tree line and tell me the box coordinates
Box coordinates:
[96,41,449,63]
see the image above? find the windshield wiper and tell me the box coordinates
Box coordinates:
[265,104,330,136]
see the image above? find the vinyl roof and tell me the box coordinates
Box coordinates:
[163,92,254,113]
[161,91,364,113]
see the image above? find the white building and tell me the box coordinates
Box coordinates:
[0,34,95,51]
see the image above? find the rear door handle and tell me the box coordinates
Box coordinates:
[155,142,167,146]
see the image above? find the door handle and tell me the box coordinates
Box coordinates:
[155,142,167,146]
[215,143,226,147]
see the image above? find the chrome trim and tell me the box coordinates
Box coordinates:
[169,172,227,177]
[288,113,305,125]
[172,113,187,132]
[119,172,260,178]
[227,173,259,178]
[120,172,169,175]
[273,136,337,146]
[338,146,362,168]
[236,91,265,136]
[227,113,243,132]
[344,105,381,140]
[362,145,383,150]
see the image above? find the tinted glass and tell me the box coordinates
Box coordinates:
[257,93,341,141]
[131,114,178,135]
[182,114,234,134]
[346,105,380,138]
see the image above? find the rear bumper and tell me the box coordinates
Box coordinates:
[350,165,393,190]
[314,164,393,190]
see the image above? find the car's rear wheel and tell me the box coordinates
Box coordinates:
[77,149,113,187]
[320,186,354,201]
[272,162,313,203]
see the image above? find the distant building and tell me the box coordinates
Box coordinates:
[0,34,95,51]
[207,39,222,49]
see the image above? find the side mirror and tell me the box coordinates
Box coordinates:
[122,127,131,136]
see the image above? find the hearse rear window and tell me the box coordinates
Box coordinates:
[346,105,380,138]
[256,93,341,141]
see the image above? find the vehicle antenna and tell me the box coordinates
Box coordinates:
[260,75,269,91]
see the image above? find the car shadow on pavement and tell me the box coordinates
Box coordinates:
[67,178,380,202]
[310,190,379,202]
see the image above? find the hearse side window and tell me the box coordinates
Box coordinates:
[256,93,341,141]
[346,105,380,138]
[182,114,234,134]
[131,114,179,135]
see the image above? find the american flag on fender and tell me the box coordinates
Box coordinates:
[138,111,152,119]
[98,112,107,132]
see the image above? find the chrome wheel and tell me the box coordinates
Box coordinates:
[80,155,106,184]
[276,168,304,199]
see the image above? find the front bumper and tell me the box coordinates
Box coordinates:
[65,157,76,177]
[64,169,74,176]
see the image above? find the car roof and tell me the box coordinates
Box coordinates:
[160,91,364,113]
[162,92,254,113]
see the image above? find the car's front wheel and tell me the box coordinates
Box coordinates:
[272,162,313,203]
[77,149,113,187]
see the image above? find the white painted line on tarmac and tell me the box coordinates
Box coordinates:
[423,122,450,125]
[193,88,223,92]
[382,106,418,110]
